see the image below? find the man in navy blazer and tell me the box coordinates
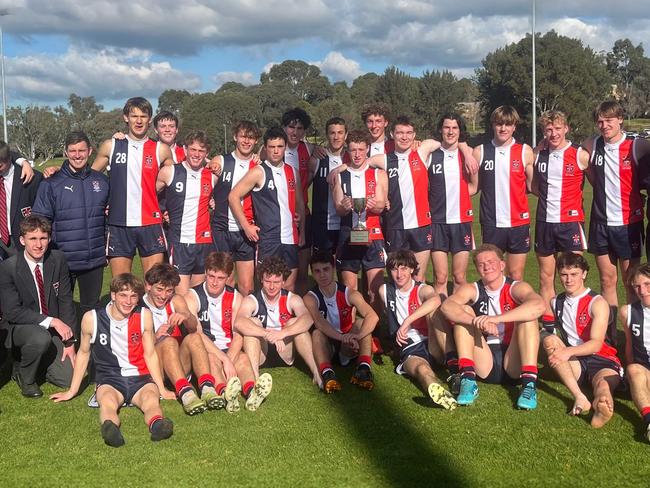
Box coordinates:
[0,215,76,398]
[0,141,42,261]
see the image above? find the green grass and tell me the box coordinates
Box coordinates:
[0,173,647,487]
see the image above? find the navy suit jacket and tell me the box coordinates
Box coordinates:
[0,249,76,347]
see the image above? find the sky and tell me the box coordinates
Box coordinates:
[1,0,649,109]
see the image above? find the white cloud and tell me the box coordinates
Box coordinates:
[6,46,201,103]
[213,71,257,88]
[311,51,364,83]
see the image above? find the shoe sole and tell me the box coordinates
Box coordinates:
[428,383,458,410]
[225,377,242,413]
[150,419,174,442]
[323,378,342,394]
[350,376,374,391]
[203,393,226,410]
[101,421,125,448]
[246,373,272,411]
[183,397,207,416]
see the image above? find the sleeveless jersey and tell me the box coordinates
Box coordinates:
[284,141,311,214]
[165,162,213,243]
[172,144,186,164]
[250,289,294,330]
[534,143,585,223]
[307,282,354,334]
[383,280,428,346]
[90,304,149,378]
[590,134,643,225]
[192,283,236,350]
[428,147,473,224]
[479,141,529,227]
[369,139,395,157]
[252,162,298,244]
[140,295,183,340]
[107,137,161,227]
[552,289,619,364]
[471,277,518,346]
[311,151,346,231]
[339,165,383,240]
[211,153,256,232]
[385,150,431,230]
[626,302,650,366]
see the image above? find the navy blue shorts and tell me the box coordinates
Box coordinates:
[481,224,530,254]
[588,221,643,259]
[577,354,623,385]
[395,340,433,375]
[535,221,587,255]
[168,241,212,275]
[482,343,517,385]
[96,373,154,404]
[257,241,299,269]
[336,237,386,273]
[385,225,432,253]
[107,224,167,258]
[431,222,475,253]
[311,226,340,256]
[212,228,255,262]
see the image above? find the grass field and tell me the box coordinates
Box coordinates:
[0,166,648,487]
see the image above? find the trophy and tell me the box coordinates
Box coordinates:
[350,197,369,245]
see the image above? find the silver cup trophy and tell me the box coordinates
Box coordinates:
[350,197,369,245]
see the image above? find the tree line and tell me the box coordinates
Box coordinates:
[5,32,650,164]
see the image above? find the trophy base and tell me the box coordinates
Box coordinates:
[349,229,369,245]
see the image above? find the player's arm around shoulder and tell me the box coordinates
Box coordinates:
[158,142,175,167]
[50,310,95,402]
[441,283,476,326]
[156,164,174,193]
[91,139,114,173]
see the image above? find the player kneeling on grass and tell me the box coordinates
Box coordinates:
[235,256,322,388]
[441,244,544,409]
[186,251,271,412]
[379,250,457,409]
[141,263,221,415]
[51,274,175,447]
[305,251,379,393]
[542,253,622,428]
[621,263,650,440]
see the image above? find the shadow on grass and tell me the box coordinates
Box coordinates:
[327,371,466,487]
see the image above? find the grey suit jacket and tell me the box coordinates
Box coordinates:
[0,249,76,347]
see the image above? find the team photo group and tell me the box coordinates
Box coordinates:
[3,94,650,449]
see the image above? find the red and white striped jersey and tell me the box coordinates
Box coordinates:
[307,282,354,334]
[165,162,215,244]
[90,304,149,378]
[252,162,299,245]
[251,289,295,331]
[471,276,518,346]
[590,134,643,225]
[172,144,186,164]
[384,150,431,230]
[382,280,428,345]
[211,152,256,232]
[534,142,585,223]
[369,139,395,157]
[552,288,620,364]
[478,140,530,228]
[107,137,162,227]
[339,165,384,240]
[192,283,237,350]
[428,147,473,224]
[284,141,311,214]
